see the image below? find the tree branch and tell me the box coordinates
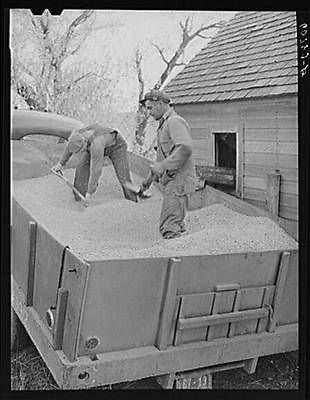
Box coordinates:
[135,47,145,102]
[64,71,108,92]
[151,41,169,66]
[189,21,225,40]
[57,10,94,62]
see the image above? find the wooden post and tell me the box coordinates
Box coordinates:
[155,257,181,350]
[268,251,290,332]
[243,357,259,374]
[266,170,281,216]
[54,289,69,350]
[26,221,37,306]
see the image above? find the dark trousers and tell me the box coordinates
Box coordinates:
[73,134,137,202]
[159,177,188,237]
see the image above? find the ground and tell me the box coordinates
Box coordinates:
[11,343,298,390]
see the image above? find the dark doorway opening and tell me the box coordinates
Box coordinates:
[214,132,236,169]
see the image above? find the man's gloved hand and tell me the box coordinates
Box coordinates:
[51,162,63,175]
[83,193,92,208]
[150,162,165,177]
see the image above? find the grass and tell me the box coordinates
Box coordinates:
[11,342,298,390]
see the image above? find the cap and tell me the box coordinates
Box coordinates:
[140,89,170,105]
[68,132,85,153]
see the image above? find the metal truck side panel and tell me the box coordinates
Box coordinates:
[176,252,281,294]
[33,226,65,327]
[77,258,169,356]
[11,199,35,294]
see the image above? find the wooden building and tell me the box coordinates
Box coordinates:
[165,11,298,239]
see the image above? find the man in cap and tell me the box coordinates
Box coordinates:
[51,123,138,205]
[140,89,197,239]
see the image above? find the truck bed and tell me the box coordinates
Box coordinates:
[11,150,298,389]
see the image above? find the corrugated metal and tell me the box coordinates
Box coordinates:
[166,11,297,104]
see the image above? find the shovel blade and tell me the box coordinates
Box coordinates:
[123,181,141,195]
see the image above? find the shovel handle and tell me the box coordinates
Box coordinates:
[141,171,156,191]
[51,170,87,203]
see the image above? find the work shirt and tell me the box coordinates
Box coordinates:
[60,124,117,195]
[156,107,196,191]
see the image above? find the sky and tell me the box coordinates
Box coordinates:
[69,10,237,111]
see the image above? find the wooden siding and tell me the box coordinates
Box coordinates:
[243,106,298,222]
[176,96,298,228]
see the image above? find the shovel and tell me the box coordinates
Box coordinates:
[124,171,155,198]
[51,170,88,205]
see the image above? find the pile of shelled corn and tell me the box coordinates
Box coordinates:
[12,166,298,260]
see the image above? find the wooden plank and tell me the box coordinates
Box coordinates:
[245,141,278,153]
[206,290,235,340]
[243,187,298,209]
[241,103,297,119]
[278,142,298,155]
[205,292,220,341]
[61,248,90,362]
[200,183,277,220]
[228,290,242,338]
[193,139,211,150]
[191,128,209,140]
[245,128,298,142]
[244,165,298,182]
[256,286,275,333]
[215,283,240,292]
[192,148,211,161]
[280,191,298,210]
[268,251,291,332]
[156,257,181,350]
[278,218,298,241]
[54,289,69,350]
[234,287,272,336]
[245,116,297,130]
[266,172,281,216]
[194,158,209,166]
[189,119,239,130]
[245,141,298,154]
[173,293,214,346]
[244,153,297,169]
[244,176,298,195]
[237,122,245,197]
[279,204,299,221]
[26,221,37,306]
[178,308,269,331]
[196,165,235,186]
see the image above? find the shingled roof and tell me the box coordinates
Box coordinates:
[165,11,297,104]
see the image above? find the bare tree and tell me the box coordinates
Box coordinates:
[133,46,149,148]
[134,16,224,150]
[10,9,116,118]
